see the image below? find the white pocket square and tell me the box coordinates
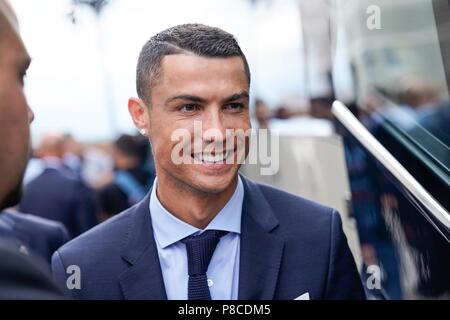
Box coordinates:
[294,292,310,300]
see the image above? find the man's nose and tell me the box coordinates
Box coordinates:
[202,108,226,142]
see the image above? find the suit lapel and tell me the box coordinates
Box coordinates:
[118,191,167,300]
[238,176,285,300]
[117,177,285,300]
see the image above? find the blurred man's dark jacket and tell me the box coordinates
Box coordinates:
[0,210,69,263]
[0,237,66,299]
[19,168,97,238]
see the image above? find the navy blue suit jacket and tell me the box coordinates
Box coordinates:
[19,168,97,238]
[0,211,70,264]
[0,237,67,299]
[52,176,365,300]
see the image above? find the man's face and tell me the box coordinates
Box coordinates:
[145,54,250,194]
[0,7,33,209]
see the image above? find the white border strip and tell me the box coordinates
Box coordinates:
[332,100,450,229]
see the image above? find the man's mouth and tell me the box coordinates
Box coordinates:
[191,149,234,164]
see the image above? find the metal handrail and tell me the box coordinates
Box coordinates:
[332,100,450,230]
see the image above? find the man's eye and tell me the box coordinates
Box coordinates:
[224,103,243,111]
[180,104,199,112]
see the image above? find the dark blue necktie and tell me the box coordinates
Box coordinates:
[182,230,226,300]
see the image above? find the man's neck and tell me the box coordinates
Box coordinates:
[156,174,238,229]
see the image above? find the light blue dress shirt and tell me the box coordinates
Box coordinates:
[149,176,243,300]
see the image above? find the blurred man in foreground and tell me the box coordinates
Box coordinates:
[0,0,64,299]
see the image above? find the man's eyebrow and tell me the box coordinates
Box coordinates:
[221,91,249,104]
[165,91,249,105]
[165,94,206,105]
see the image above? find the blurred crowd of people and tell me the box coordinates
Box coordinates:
[338,77,450,299]
[252,96,334,130]
[2,131,156,265]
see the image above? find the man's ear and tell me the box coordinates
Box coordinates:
[128,97,150,136]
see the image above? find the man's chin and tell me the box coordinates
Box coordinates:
[0,182,23,211]
[190,171,238,195]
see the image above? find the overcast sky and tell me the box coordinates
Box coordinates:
[12,0,305,143]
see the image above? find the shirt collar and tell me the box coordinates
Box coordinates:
[149,176,244,249]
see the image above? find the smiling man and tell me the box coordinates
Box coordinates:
[52,24,365,300]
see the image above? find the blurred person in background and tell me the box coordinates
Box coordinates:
[337,104,402,299]
[366,81,450,298]
[412,76,450,148]
[80,143,115,189]
[382,78,442,131]
[97,133,155,221]
[62,133,85,179]
[270,99,311,123]
[253,98,271,129]
[19,133,98,238]
[0,0,64,298]
[22,150,44,186]
[274,105,294,120]
[309,96,334,120]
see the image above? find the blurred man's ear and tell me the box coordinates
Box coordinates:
[128,97,150,136]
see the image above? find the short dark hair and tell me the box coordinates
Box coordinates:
[136,23,251,105]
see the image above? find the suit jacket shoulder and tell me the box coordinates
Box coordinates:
[52,203,143,299]
[0,211,70,263]
[257,181,336,228]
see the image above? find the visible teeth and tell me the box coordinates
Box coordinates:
[193,154,202,162]
[193,151,229,163]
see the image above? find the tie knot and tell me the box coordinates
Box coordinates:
[182,230,226,276]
